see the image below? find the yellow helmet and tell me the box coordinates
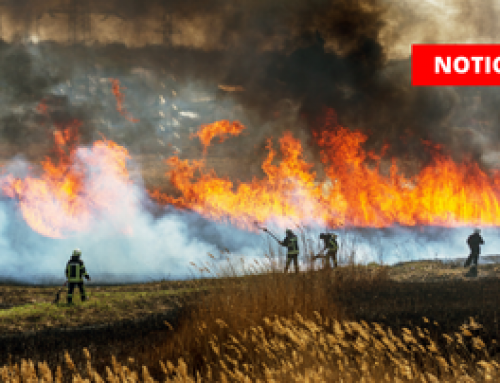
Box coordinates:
[72,249,82,257]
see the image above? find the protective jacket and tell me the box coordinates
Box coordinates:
[65,256,90,283]
[324,235,338,252]
[467,233,484,254]
[281,234,299,255]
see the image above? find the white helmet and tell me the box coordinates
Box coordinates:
[72,248,82,257]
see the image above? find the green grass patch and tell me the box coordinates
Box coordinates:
[0,287,203,333]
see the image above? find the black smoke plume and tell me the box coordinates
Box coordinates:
[0,0,497,172]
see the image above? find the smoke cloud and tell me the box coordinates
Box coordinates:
[0,0,500,283]
[0,146,264,284]
[1,0,500,166]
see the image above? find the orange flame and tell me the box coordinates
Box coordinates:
[153,110,500,230]
[152,130,328,229]
[36,99,48,116]
[315,111,500,227]
[0,122,134,238]
[4,107,500,238]
[190,120,245,154]
[110,78,139,123]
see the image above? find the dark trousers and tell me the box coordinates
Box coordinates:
[284,254,299,273]
[67,282,86,303]
[324,250,338,269]
[464,251,479,267]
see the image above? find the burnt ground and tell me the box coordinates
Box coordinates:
[339,277,500,335]
[340,260,500,336]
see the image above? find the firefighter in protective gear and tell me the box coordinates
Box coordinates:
[65,249,91,304]
[318,233,339,269]
[281,229,299,273]
[464,229,484,268]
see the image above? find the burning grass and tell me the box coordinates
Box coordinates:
[9,111,500,241]
[152,111,500,230]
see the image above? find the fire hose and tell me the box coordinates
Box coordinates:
[313,250,331,261]
[256,221,329,262]
[254,221,282,244]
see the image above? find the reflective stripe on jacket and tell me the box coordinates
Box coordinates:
[66,260,88,282]
[328,237,338,251]
[287,236,299,255]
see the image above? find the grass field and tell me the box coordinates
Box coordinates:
[0,284,205,333]
[1,252,500,382]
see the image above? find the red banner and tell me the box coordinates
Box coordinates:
[412,44,500,86]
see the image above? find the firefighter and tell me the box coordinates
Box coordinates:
[464,229,484,268]
[65,249,91,304]
[316,233,339,269]
[281,229,300,273]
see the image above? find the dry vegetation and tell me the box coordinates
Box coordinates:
[3,313,499,382]
[388,259,500,282]
[1,246,500,381]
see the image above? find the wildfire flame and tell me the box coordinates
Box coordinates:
[190,120,246,155]
[110,78,140,123]
[0,121,134,238]
[3,105,500,239]
[154,109,500,230]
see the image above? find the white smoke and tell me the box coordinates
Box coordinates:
[2,39,500,285]
[0,141,265,285]
[260,223,500,271]
[331,225,500,266]
[1,156,499,285]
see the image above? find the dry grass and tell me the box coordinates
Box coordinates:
[1,241,500,381]
[1,313,499,382]
[388,260,500,283]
